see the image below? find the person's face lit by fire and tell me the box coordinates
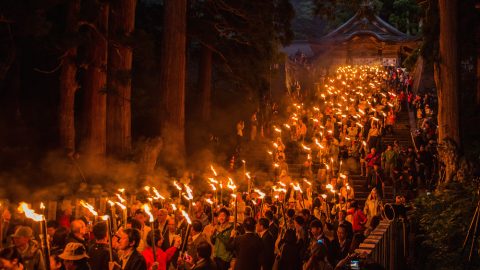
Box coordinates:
[217,212,227,225]
[167,219,176,233]
[337,226,347,241]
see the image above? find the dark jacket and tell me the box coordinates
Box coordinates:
[187,233,208,263]
[16,240,46,270]
[268,222,279,240]
[232,232,263,270]
[66,233,88,247]
[193,258,217,270]
[123,249,147,270]
[88,243,119,270]
[278,242,302,270]
[331,238,352,266]
[161,232,180,269]
[260,231,275,270]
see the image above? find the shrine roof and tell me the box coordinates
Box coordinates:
[312,5,419,44]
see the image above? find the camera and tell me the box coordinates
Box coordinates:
[349,259,360,270]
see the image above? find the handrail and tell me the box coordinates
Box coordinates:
[355,219,408,270]
[410,130,418,152]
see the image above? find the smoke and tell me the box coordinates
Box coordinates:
[0,147,169,203]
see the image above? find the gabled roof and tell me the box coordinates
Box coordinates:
[314,3,418,44]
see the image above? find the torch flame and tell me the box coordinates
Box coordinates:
[227,178,236,191]
[143,204,154,223]
[115,202,126,210]
[184,184,194,200]
[116,194,126,203]
[208,178,218,184]
[80,200,98,216]
[181,210,192,224]
[173,181,182,191]
[210,165,218,176]
[152,187,165,200]
[292,183,303,193]
[254,189,266,199]
[18,202,44,222]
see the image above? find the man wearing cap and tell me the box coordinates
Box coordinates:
[59,242,91,270]
[12,226,46,270]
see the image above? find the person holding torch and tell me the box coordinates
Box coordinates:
[88,222,119,270]
[141,229,180,270]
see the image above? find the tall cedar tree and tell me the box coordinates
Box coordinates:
[158,0,187,167]
[107,0,137,158]
[80,1,109,166]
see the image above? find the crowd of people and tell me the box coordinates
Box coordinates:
[0,65,426,270]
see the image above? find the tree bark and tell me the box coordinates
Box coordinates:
[435,0,460,182]
[58,0,80,153]
[81,3,109,165]
[198,44,212,122]
[107,0,136,157]
[159,0,187,167]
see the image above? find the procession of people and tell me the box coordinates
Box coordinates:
[0,65,434,270]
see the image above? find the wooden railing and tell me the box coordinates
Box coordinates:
[355,219,408,270]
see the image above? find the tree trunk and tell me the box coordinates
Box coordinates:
[81,3,109,165]
[435,0,460,182]
[198,44,212,122]
[58,0,80,154]
[107,0,136,158]
[159,0,187,168]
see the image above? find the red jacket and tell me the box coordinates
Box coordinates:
[352,209,367,232]
[365,153,380,168]
[141,246,177,270]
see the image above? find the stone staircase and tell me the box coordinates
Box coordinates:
[382,109,412,149]
[280,109,413,206]
[238,108,413,207]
